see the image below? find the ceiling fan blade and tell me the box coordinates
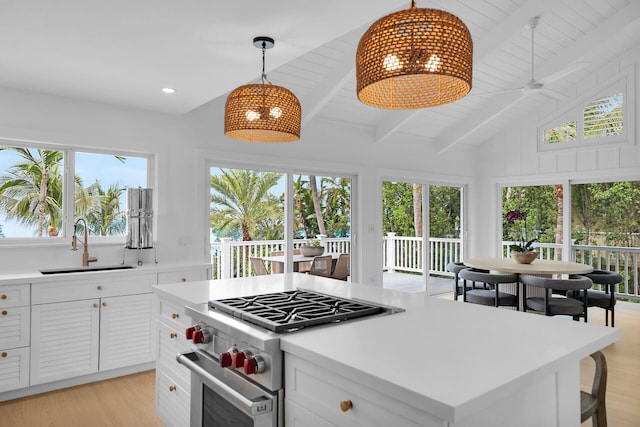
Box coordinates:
[539,87,568,101]
[467,87,523,97]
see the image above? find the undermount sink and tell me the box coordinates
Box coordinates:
[39,265,136,275]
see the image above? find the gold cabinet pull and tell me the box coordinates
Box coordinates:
[340,400,353,412]
[97,285,103,290]
[1,352,7,358]
[1,294,6,300]
[181,278,186,282]
[171,313,180,319]
[169,385,176,392]
[102,302,107,307]
[170,333,177,339]
[1,310,7,316]
[93,303,99,308]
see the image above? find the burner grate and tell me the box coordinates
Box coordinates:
[209,290,386,332]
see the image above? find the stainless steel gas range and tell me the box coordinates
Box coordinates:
[177,288,403,427]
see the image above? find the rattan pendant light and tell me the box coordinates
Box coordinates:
[225,37,301,143]
[356,1,473,110]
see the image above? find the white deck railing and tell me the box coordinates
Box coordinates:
[210,236,639,301]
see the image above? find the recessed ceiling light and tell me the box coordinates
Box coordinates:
[162,87,176,94]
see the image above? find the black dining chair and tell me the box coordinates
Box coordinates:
[459,268,519,310]
[520,274,592,321]
[567,270,622,327]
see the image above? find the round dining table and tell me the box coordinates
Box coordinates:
[463,257,593,275]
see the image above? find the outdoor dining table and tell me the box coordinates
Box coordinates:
[260,252,341,273]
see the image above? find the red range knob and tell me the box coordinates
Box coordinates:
[232,351,246,368]
[219,352,232,368]
[244,357,258,375]
[192,330,204,344]
[185,326,196,340]
[244,355,265,375]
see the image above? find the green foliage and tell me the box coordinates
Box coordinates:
[429,185,461,238]
[502,186,557,243]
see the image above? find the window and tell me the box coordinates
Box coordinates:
[583,93,623,139]
[539,71,632,150]
[0,143,150,240]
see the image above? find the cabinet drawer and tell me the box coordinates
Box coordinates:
[286,355,437,427]
[32,274,156,304]
[0,306,30,348]
[158,298,191,329]
[156,368,190,427]
[0,284,30,309]
[0,347,30,393]
[157,321,191,391]
[157,268,210,284]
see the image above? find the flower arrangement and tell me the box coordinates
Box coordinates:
[505,209,537,253]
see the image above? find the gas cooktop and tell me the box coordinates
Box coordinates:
[209,289,402,333]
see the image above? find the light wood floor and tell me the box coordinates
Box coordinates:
[0,370,163,427]
[0,306,637,426]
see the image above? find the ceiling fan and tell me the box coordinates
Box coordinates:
[471,16,568,102]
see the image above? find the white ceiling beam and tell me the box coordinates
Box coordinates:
[371,0,554,145]
[301,29,363,126]
[437,0,640,153]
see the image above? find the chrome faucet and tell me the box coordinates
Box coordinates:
[71,218,98,267]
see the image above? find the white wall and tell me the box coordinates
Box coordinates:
[0,85,478,285]
[470,47,640,258]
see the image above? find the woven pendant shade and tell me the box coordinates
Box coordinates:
[225,83,301,143]
[224,36,301,143]
[356,3,473,110]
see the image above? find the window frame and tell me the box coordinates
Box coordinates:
[537,67,634,152]
[0,140,154,245]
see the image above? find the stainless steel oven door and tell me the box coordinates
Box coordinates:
[177,350,281,427]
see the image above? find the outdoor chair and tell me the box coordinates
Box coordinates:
[308,255,333,277]
[294,248,312,273]
[331,254,350,281]
[581,350,608,426]
[269,251,284,274]
[520,274,592,321]
[459,268,519,310]
[249,257,269,276]
[567,270,622,327]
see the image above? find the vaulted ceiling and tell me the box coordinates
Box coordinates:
[2,0,639,149]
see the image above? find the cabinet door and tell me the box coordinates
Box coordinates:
[0,306,30,349]
[156,368,190,427]
[99,293,155,371]
[157,268,210,284]
[0,283,30,309]
[0,347,30,393]
[31,300,100,385]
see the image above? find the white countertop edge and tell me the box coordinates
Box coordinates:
[0,261,211,285]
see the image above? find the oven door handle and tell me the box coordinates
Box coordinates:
[177,352,273,416]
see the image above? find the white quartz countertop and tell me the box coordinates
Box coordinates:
[0,261,211,285]
[153,273,620,423]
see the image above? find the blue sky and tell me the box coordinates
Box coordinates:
[0,149,147,238]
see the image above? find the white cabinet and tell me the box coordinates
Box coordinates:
[157,266,211,285]
[0,283,30,393]
[30,299,100,385]
[100,293,155,371]
[30,273,156,386]
[285,354,437,427]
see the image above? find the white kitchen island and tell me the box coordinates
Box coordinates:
[153,273,619,427]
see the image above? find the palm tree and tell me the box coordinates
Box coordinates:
[308,175,326,236]
[0,147,63,237]
[84,180,126,236]
[210,169,283,241]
